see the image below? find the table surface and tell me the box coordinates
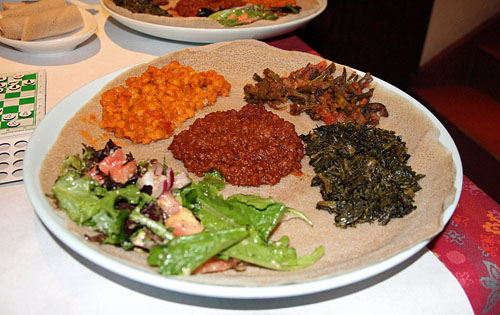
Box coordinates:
[1,1,498,314]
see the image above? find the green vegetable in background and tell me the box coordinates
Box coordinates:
[209,5,301,27]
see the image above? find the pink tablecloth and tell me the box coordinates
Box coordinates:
[267,35,500,315]
[429,176,500,314]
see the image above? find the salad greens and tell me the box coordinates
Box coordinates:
[51,141,323,276]
[209,5,301,27]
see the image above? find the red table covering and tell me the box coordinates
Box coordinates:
[267,35,500,315]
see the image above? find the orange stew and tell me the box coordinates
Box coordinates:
[99,61,231,144]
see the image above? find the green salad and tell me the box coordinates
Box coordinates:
[51,140,323,276]
[209,5,301,27]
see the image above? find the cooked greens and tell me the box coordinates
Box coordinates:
[112,0,171,16]
[300,122,425,228]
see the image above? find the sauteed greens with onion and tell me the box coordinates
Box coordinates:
[300,122,425,228]
[51,140,324,276]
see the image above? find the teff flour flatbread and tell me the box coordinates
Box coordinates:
[39,40,457,286]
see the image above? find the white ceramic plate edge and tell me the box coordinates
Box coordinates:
[0,7,97,54]
[100,0,328,43]
[24,64,462,299]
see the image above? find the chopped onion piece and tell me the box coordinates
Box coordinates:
[157,191,182,216]
[172,172,191,189]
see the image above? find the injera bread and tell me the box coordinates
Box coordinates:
[102,0,325,29]
[0,0,66,18]
[39,40,457,286]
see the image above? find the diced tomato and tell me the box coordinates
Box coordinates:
[85,148,136,184]
[109,160,137,184]
[97,148,125,174]
[193,257,234,274]
[165,207,203,236]
[86,166,104,184]
[237,13,248,22]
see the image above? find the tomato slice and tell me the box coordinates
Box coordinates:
[85,148,136,184]
[165,207,203,236]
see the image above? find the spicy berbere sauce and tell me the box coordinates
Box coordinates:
[169,104,304,187]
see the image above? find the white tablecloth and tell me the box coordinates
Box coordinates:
[0,1,473,314]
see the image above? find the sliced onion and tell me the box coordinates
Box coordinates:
[172,172,191,189]
[138,162,190,197]
[152,174,166,198]
[157,191,182,216]
[152,160,164,176]
[158,168,174,195]
[137,169,154,189]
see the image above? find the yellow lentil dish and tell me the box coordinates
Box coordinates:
[99,61,231,144]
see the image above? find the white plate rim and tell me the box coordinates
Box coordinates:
[100,0,328,43]
[24,61,463,299]
[0,7,97,53]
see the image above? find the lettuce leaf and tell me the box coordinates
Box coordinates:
[52,172,104,225]
[165,171,325,273]
[148,227,248,275]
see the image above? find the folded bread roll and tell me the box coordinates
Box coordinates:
[0,0,67,18]
[20,4,83,41]
[2,2,29,11]
[0,15,26,39]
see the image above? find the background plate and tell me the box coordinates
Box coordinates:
[100,0,327,43]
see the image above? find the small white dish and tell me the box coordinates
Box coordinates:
[0,7,97,54]
[101,0,327,43]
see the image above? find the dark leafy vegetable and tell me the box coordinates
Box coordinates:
[244,61,388,126]
[113,0,171,16]
[300,122,425,228]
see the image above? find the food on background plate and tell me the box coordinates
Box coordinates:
[244,60,388,126]
[0,0,83,41]
[174,0,299,18]
[110,0,301,26]
[39,40,456,286]
[173,0,246,17]
[51,140,324,275]
[301,122,425,228]
[169,103,304,187]
[203,4,302,27]
[99,61,231,144]
[102,0,322,29]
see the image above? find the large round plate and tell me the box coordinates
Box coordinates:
[24,57,462,299]
[0,7,97,54]
[100,0,327,43]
